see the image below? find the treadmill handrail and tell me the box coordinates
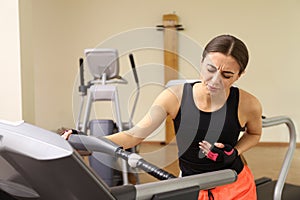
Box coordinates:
[68,135,177,180]
[262,116,297,200]
[134,169,237,200]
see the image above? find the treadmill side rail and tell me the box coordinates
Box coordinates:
[135,169,237,200]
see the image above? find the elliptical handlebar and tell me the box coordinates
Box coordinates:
[129,53,139,85]
[127,53,140,128]
[78,58,88,96]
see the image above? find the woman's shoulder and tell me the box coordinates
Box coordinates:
[167,83,184,95]
[161,84,184,105]
[238,88,260,103]
[153,84,184,118]
[238,88,262,115]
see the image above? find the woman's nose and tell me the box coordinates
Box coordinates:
[211,71,222,85]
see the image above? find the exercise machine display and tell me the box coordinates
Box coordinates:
[0,120,237,200]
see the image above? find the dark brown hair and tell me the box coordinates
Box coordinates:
[202,35,249,75]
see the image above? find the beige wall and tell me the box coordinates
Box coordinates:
[20,0,35,124]
[18,0,300,142]
[0,0,22,121]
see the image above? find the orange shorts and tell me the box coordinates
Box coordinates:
[198,165,257,200]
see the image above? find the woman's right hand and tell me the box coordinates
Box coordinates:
[61,129,73,140]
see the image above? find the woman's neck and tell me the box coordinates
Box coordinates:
[193,83,230,112]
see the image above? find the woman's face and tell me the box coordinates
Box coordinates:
[200,52,241,95]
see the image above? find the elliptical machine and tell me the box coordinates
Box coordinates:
[75,49,140,186]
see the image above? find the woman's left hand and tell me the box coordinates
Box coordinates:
[199,141,238,164]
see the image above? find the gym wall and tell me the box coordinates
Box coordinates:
[4,0,299,143]
[0,0,22,121]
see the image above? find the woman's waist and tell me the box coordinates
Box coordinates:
[179,155,244,175]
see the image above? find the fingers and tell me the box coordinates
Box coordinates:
[61,129,72,140]
[201,141,212,149]
[214,142,225,148]
[199,141,236,163]
[199,140,212,154]
[199,141,225,155]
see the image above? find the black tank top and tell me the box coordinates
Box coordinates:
[173,82,244,176]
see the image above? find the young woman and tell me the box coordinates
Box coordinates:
[64,34,262,199]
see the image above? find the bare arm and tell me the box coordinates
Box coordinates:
[106,104,167,149]
[106,85,182,149]
[105,131,144,150]
[235,90,262,155]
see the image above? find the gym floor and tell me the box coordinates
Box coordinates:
[136,142,300,185]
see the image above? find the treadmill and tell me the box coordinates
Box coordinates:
[0,120,237,200]
[0,116,298,200]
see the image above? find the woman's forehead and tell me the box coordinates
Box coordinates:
[203,52,240,70]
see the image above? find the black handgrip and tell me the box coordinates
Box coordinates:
[78,58,87,95]
[79,58,84,86]
[136,159,176,180]
[115,148,131,160]
[129,54,139,84]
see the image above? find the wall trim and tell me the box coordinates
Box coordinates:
[256,142,300,148]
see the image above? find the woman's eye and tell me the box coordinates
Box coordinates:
[207,65,216,72]
[222,73,232,79]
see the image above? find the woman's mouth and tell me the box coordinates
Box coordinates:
[207,84,219,91]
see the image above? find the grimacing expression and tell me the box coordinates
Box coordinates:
[200,52,241,94]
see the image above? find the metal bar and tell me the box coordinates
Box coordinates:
[81,90,93,134]
[135,169,237,200]
[76,96,85,130]
[262,116,297,200]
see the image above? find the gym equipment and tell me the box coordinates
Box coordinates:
[256,116,299,200]
[68,134,177,180]
[75,49,140,186]
[0,120,237,200]
[166,79,300,200]
[77,49,139,133]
